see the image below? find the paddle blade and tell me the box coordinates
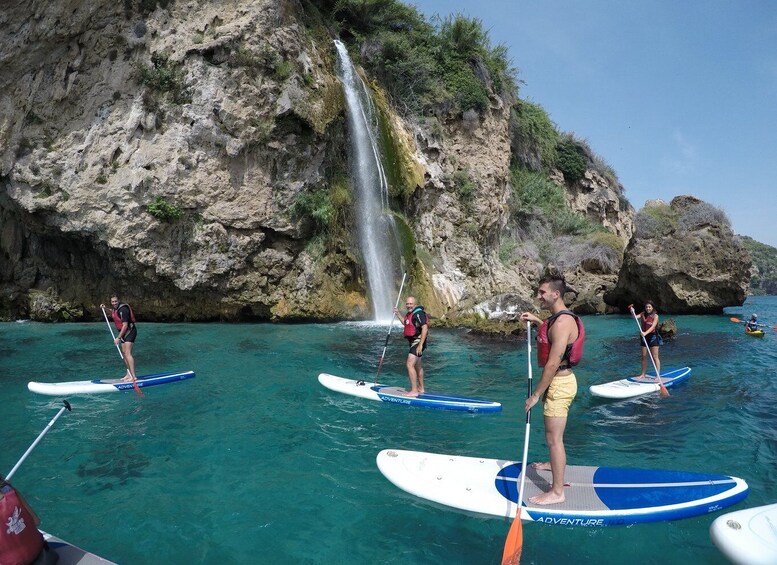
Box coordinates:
[659,382,670,397]
[132,379,144,397]
[501,512,523,565]
[729,317,742,323]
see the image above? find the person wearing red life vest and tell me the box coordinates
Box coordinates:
[393,296,428,397]
[0,475,59,564]
[520,274,584,506]
[100,293,138,382]
[636,300,663,379]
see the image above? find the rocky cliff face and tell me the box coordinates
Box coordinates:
[1,0,369,321]
[0,0,744,322]
[605,196,750,313]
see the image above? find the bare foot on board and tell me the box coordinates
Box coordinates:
[528,491,566,505]
[530,462,552,471]
[402,390,419,397]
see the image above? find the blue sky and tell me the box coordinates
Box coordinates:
[411,0,777,247]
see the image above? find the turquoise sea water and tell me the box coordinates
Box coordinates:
[2,296,776,564]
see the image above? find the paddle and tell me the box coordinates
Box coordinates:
[629,305,669,397]
[729,317,777,330]
[502,321,533,565]
[101,305,142,396]
[371,272,408,384]
[6,401,71,481]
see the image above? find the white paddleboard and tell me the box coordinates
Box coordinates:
[589,367,692,399]
[42,531,116,564]
[318,373,501,413]
[710,502,777,565]
[28,370,195,396]
[376,449,748,526]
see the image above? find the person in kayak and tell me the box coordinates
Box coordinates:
[393,296,428,397]
[745,314,759,333]
[0,474,59,564]
[520,273,584,506]
[100,294,138,382]
[637,300,662,379]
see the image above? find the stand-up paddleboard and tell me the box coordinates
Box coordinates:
[589,367,691,399]
[318,373,501,413]
[376,449,748,526]
[710,502,777,565]
[41,531,116,564]
[28,370,195,396]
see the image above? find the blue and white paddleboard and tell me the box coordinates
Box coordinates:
[318,373,501,413]
[710,502,777,565]
[41,531,116,564]
[376,449,748,526]
[28,370,195,396]
[589,367,692,399]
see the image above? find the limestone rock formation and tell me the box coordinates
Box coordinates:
[605,196,750,313]
[0,1,744,323]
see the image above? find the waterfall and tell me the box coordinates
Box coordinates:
[334,40,399,321]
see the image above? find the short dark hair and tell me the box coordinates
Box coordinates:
[539,274,567,295]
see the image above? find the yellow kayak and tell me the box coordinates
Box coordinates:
[745,330,765,338]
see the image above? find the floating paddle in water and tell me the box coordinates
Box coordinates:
[629,305,669,397]
[101,305,142,396]
[502,320,533,564]
[6,400,71,481]
[729,317,777,330]
[370,272,407,384]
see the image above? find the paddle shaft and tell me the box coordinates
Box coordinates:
[375,272,407,381]
[517,321,532,512]
[501,321,533,565]
[101,306,124,360]
[6,401,71,481]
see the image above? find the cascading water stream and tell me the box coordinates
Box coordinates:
[334,40,399,321]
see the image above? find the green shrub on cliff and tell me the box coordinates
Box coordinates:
[291,179,352,241]
[133,53,191,104]
[634,202,679,238]
[309,1,516,117]
[510,167,599,236]
[555,135,588,183]
[147,196,183,222]
[510,100,559,171]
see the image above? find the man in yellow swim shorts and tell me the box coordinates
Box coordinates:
[520,273,585,505]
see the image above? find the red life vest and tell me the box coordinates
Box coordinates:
[641,313,657,334]
[112,303,136,332]
[536,310,585,368]
[0,483,44,565]
[403,307,427,338]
